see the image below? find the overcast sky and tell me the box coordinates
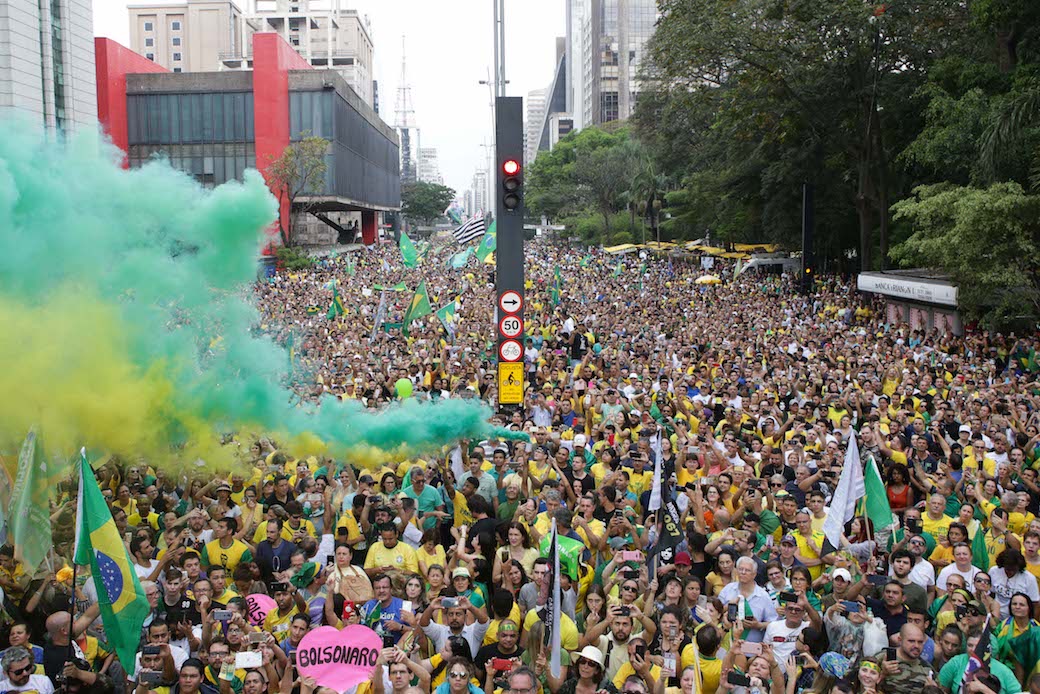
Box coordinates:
[92,0,565,198]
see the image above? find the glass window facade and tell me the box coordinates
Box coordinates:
[289,90,400,210]
[127,92,255,188]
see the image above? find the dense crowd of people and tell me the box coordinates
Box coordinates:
[4,237,1040,694]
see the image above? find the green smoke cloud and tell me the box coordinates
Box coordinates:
[0,120,518,466]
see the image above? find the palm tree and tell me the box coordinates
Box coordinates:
[980,79,1040,190]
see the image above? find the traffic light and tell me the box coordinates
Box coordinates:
[502,158,522,211]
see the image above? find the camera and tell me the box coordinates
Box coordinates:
[727,671,751,687]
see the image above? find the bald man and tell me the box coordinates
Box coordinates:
[42,608,98,686]
[880,624,934,694]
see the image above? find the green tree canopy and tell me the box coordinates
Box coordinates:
[401,181,456,227]
[892,182,1040,329]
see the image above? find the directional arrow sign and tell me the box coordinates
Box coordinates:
[498,291,523,314]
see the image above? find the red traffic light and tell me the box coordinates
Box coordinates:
[503,159,520,175]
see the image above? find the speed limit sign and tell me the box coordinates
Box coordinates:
[499,315,523,339]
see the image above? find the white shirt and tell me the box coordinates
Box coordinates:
[134,559,161,581]
[0,674,55,694]
[890,559,936,589]
[763,619,808,673]
[421,619,489,659]
[130,643,190,680]
[989,567,1040,619]
[937,563,981,591]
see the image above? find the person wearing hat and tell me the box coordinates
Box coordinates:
[553,645,604,694]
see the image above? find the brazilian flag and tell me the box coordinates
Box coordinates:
[74,451,149,667]
[305,305,322,315]
[402,282,433,336]
[327,286,346,320]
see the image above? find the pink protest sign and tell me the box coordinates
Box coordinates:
[245,593,276,626]
[296,625,381,691]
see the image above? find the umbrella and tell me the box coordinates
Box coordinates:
[695,275,722,285]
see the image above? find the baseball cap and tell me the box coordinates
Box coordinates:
[958,424,971,434]
[674,551,691,566]
[832,568,852,582]
[780,534,797,546]
[452,567,471,579]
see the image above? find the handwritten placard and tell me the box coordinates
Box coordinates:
[296,625,381,690]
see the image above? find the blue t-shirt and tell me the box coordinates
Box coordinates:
[363,597,404,643]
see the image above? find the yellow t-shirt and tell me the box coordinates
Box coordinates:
[522,609,579,650]
[450,490,473,527]
[262,605,299,636]
[416,544,447,576]
[364,541,419,575]
[281,519,317,542]
[922,513,954,542]
[612,662,662,690]
[482,604,523,645]
[202,539,251,571]
[794,530,826,580]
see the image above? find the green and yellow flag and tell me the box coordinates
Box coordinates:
[9,430,53,572]
[436,300,459,334]
[75,450,149,667]
[327,285,345,319]
[402,282,433,336]
[399,231,419,268]
[552,267,562,307]
[476,222,497,263]
[613,261,623,277]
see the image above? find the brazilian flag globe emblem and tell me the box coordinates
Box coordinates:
[75,452,149,666]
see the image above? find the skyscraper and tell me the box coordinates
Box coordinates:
[0,0,96,131]
[525,88,546,165]
[418,147,442,185]
[566,0,657,128]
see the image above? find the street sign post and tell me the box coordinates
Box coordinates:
[495,96,525,410]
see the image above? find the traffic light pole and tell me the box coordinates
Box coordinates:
[495,96,525,413]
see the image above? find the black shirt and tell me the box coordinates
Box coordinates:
[473,643,525,678]
[866,597,907,637]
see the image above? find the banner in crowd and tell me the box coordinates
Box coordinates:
[296,624,381,690]
[10,430,52,572]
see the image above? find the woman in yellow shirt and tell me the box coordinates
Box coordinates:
[112,484,138,518]
[417,528,447,580]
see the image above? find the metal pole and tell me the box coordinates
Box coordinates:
[492,0,500,98]
[498,0,506,96]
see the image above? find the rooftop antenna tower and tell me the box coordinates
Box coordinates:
[394,35,418,184]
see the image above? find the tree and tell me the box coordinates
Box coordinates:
[400,181,456,227]
[636,0,975,268]
[575,140,642,235]
[891,182,1040,328]
[265,135,329,246]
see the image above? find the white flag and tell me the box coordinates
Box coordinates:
[648,430,663,512]
[822,432,865,550]
[544,519,562,678]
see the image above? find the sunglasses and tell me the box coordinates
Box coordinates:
[448,672,468,680]
[8,664,34,676]
[622,585,638,592]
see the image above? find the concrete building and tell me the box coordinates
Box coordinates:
[221,0,375,108]
[531,37,570,162]
[0,0,96,131]
[471,170,488,217]
[96,33,399,246]
[566,0,657,128]
[128,0,243,73]
[525,88,546,165]
[417,147,442,185]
